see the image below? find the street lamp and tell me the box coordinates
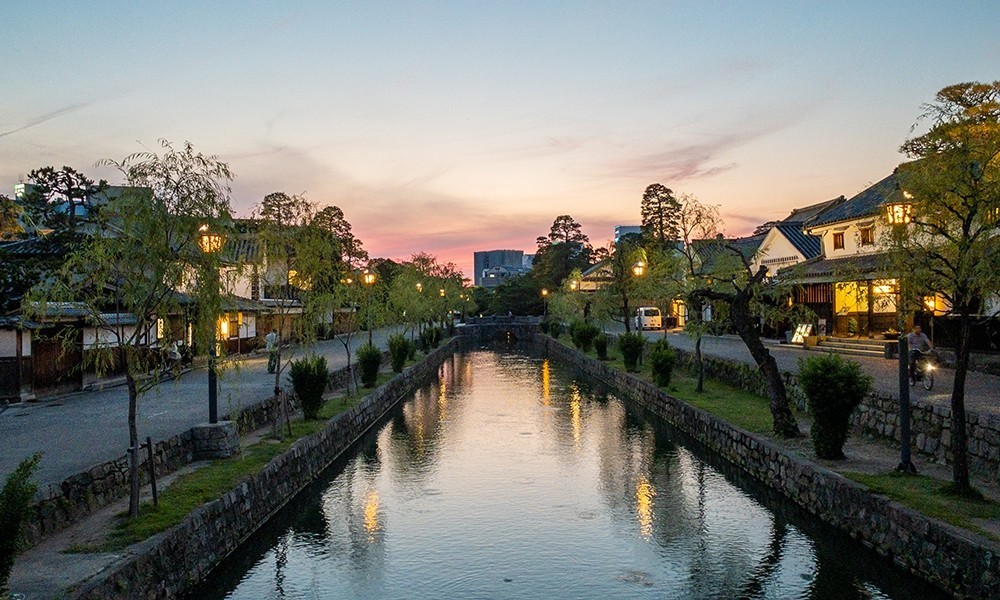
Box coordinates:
[541,288,549,318]
[632,260,646,277]
[439,288,446,326]
[199,224,224,424]
[362,269,377,344]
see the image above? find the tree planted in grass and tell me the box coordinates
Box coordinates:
[618,332,645,372]
[388,333,410,373]
[288,355,329,420]
[0,453,40,596]
[357,343,382,388]
[594,333,609,360]
[798,354,873,459]
[569,320,600,353]
[649,338,677,387]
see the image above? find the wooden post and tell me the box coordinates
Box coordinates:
[145,436,158,507]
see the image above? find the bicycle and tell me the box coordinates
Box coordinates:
[910,349,937,391]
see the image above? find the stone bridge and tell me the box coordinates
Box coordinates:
[457,316,541,342]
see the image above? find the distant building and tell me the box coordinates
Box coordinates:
[522,254,535,269]
[614,225,642,243]
[473,249,524,286]
[480,264,533,290]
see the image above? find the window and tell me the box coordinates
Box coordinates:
[833,232,845,250]
[860,227,875,246]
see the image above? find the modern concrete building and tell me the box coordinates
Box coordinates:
[473,249,524,286]
[614,225,642,242]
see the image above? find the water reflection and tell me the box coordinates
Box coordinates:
[200,349,946,600]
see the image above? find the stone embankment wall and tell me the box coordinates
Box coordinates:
[542,336,1000,600]
[70,340,455,600]
[24,354,382,547]
[671,345,1000,481]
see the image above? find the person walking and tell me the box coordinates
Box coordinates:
[265,328,279,374]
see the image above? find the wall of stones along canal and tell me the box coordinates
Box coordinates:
[70,342,454,600]
[539,336,1000,600]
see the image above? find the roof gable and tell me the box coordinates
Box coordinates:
[808,173,904,228]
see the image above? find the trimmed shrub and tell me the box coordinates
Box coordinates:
[569,321,600,353]
[649,338,677,387]
[418,329,431,352]
[357,343,382,388]
[549,321,563,340]
[407,337,417,360]
[539,319,551,334]
[594,333,609,360]
[388,334,410,373]
[797,354,873,459]
[288,355,329,419]
[1,453,40,595]
[618,332,645,372]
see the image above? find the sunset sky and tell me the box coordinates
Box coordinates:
[2,2,998,277]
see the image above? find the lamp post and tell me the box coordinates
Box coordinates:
[362,269,377,344]
[541,288,549,318]
[198,224,224,424]
[439,288,446,327]
[415,282,424,337]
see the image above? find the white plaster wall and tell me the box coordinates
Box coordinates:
[0,329,31,357]
[752,230,805,276]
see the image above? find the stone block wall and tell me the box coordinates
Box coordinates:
[70,339,456,600]
[540,336,1000,599]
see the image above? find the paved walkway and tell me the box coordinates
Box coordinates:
[0,327,404,486]
[622,329,1000,417]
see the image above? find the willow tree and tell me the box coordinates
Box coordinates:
[25,140,234,517]
[888,81,1000,494]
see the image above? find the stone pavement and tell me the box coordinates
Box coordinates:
[0,326,404,486]
[631,330,1000,418]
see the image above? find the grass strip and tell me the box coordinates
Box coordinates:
[844,471,1000,539]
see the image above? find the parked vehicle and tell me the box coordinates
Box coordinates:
[634,307,662,331]
[910,349,938,390]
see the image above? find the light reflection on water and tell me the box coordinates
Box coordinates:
[199,350,945,600]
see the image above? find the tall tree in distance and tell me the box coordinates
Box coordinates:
[641,183,682,246]
[311,205,368,270]
[533,215,592,289]
[19,166,107,234]
[888,81,1000,495]
[0,194,22,240]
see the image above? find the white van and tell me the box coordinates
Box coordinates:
[634,307,662,331]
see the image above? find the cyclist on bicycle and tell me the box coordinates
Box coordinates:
[907,325,933,380]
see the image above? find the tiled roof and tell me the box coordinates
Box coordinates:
[691,235,765,271]
[779,253,886,283]
[807,173,904,228]
[774,223,821,259]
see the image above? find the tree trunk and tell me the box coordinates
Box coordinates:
[126,371,140,517]
[950,309,972,494]
[731,293,800,438]
[622,293,631,333]
[695,334,704,393]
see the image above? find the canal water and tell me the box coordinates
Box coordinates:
[198,349,943,599]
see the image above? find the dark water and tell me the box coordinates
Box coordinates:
[198,349,944,599]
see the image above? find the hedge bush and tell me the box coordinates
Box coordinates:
[549,321,563,340]
[797,353,873,459]
[569,321,600,353]
[1,453,40,595]
[594,333,609,360]
[388,334,410,373]
[288,355,329,419]
[649,338,677,387]
[357,343,382,388]
[618,332,645,372]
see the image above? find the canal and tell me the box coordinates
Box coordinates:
[197,348,944,599]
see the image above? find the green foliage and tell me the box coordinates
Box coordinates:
[539,319,550,334]
[594,333,609,360]
[288,355,329,419]
[548,320,563,340]
[640,183,682,245]
[569,320,600,352]
[357,343,382,388]
[388,334,410,373]
[797,354,873,459]
[618,332,645,372]
[649,338,677,387]
[0,453,41,594]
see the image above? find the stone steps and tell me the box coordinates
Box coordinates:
[809,336,890,359]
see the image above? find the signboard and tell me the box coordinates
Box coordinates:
[791,323,813,345]
[817,318,827,336]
